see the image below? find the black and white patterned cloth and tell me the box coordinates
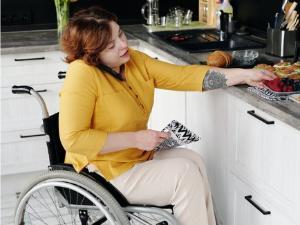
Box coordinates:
[247,87,288,101]
[154,120,200,151]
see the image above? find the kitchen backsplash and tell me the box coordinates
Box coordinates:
[1,0,198,31]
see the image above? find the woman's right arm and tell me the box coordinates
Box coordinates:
[101,130,170,154]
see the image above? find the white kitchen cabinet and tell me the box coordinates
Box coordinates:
[186,89,300,225]
[1,51,66,172]
[228,174,296,225]
[1,50,67,225]
[227,94,300,225]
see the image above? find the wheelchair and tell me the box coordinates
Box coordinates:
[12,85,181,225]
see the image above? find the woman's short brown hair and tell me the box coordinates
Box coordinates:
[61,6,118,66]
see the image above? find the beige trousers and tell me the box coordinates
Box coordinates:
[110,148,216,225]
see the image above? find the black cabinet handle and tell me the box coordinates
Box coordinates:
[14,57,45,61]
[245,195,271,215]
[247,110,275,125]
[20,133,46,138]
[58,71,66,79]
[36,89,47,93]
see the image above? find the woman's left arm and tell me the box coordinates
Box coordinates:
[202,67,277,91]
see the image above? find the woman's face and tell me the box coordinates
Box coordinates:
[99,21,130,70]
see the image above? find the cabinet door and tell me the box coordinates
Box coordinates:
[2,51,67,87]
[1,128,49,175]
[228,174,296,225]
[232,100,264,177]
[186,89,229,225]
[261,120,300,221]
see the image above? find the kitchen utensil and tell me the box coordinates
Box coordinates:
[281,1,298,29]
[282,0,288,12]
[293,40,300,62]
[160,16,166,26]
[266,28,299,57]
[183,9,193,25]
[141,0,160,25]
[274,12,285,28]
[285,1,297,20]
[219,10,230,40]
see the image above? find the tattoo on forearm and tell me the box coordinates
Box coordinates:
[203,70,228,90]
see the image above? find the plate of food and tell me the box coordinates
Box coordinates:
[254,61,300,95]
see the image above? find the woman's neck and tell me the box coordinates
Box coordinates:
[112,65,125,80]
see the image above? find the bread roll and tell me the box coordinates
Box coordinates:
[207,51,232,67]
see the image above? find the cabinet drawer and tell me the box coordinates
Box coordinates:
[1,83,62,131]
[2,62,67,87]
[1,129,49,175]
[2,51,67,87]
[233,100,269,179]
[2,51,66,66]
[229,174,297,225]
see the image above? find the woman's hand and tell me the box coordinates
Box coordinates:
[243,69,277,88]
[134,129,171,151]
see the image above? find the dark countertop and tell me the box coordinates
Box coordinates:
[2,26,300,131]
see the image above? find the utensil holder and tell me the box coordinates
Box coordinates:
[266,28,299,57]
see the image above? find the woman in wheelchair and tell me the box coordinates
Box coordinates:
[14,5,276,225]
[57,5,276,225]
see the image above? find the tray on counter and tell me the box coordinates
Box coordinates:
[267,89,300,96]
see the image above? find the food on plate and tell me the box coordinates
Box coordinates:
[254,64,275,73]
[293,61,300,66]
[273,61,292,68]
[289,64,300,73]
[255,61,300,93]
[274,67,296,78]
[263,77,300,92]
[289,73,300,80]
[207,51,232,67]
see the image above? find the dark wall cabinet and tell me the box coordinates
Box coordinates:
[1,0,198,31]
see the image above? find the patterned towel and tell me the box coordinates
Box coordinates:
[154,120,200,151]
[247,87,288,101]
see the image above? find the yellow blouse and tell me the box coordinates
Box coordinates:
[59,48,210,180]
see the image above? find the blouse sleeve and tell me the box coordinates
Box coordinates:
[59,61,107,161]
[140,51,211,91]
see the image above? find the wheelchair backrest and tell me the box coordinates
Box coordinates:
[43,112,66,165]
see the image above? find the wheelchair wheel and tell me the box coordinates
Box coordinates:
[14,170,130,225]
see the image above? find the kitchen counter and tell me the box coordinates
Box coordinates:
[2,26,300,130]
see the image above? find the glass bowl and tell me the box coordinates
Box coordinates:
[232,50,259,67]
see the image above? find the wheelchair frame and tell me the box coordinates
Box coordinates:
[12,85,181,225]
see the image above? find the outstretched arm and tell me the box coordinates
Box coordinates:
[202,67,276,91]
